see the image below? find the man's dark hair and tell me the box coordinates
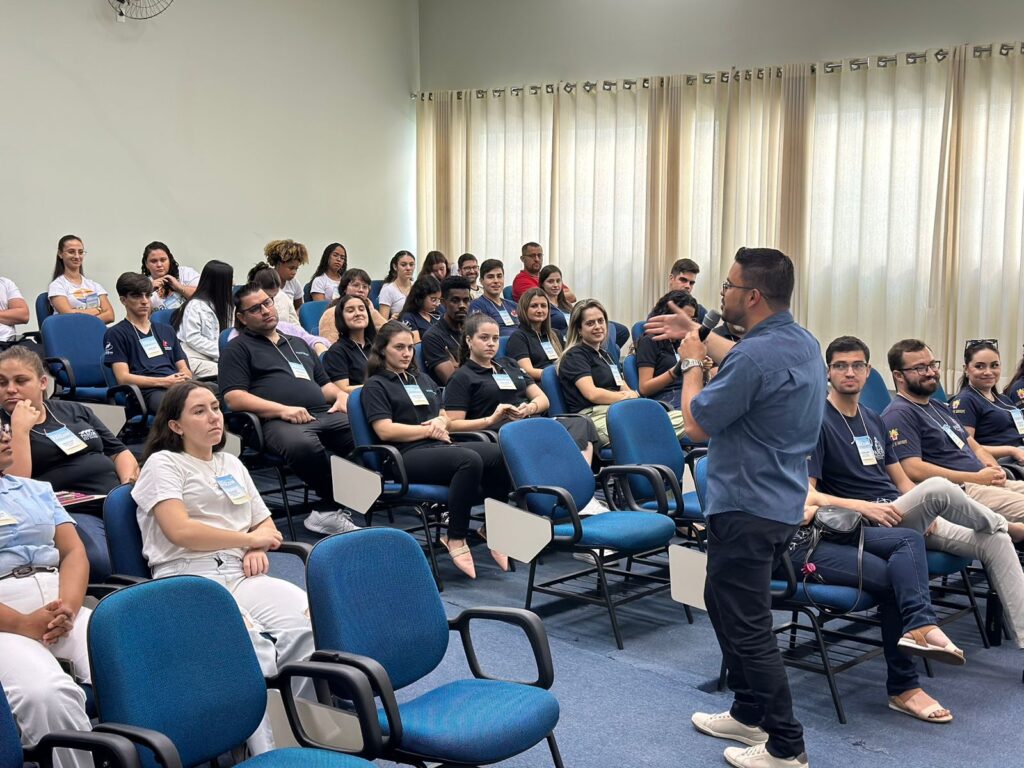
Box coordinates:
[521,242,541,255]
[457,252,477,268]
[733,247,794,309]
[887,339,929,374]
[825,336,870,366]
[479,259,504,278]
[440,275,471,298]
[670,258,700,276]
[232,282,264,311]
[115,272,152,298]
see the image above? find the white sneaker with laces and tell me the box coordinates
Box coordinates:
[724,744,808,768]
[691,711,768,746]
[303,509,362,535]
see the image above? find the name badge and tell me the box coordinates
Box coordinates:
[493,373,516,390]
[941,424,966,450]
[46,427,88,455]
[215,474,250,505]
[288,361,311,380]
[404,383,429,406]
[540,340,558,361]
[0,511,16,527]
[497,308,514,326]
[854,435,877,466]
[1012,408,1024,435]
[139,335,163,358]
[609,363,624,387]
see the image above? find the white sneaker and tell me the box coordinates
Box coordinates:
[724,744,808,768]
[303,509,362,535]
[691,711,768,746]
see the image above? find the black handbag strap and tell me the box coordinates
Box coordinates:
[800,525,865,619]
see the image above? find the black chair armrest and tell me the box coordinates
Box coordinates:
[451,430,495,443]
[352,444,409,497]
[87,574,148,598]
[106,383,148,421]
[44,356,76,399]
[997,457,1024,481]
[92,723,182,768]
[13,331,42,343]
[268,660,382,760]
[275,541,313,563]
[310,650,402,752]
[615,463,684,515]
[596,465,669,516]
[224,410,264,452]
[449,606,554,689]
[509,485,579,544]
[771,551,798,601]
[30,729,142,768]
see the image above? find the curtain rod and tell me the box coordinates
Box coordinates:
[412,42,1022,100]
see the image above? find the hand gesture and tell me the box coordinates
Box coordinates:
[10,399,41,434]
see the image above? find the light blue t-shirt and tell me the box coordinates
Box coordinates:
[0,475,75,572]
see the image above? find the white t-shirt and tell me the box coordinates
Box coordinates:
[378,282,409,317]
[132,450,271,568]
[273,289,300,326]
[150,265,200,311]
[282,278,303,303]
[0,276,25,342]
[310,274,340,303]
[48,275,108,311]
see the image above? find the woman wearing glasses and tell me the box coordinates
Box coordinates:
[48,235,115,323]
[952,340,1024,471]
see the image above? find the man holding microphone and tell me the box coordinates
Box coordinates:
[648,248,823,768]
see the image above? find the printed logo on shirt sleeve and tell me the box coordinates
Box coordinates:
[887,427,907,447]
[103,341,113,358]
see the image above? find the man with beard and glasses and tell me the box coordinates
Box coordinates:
[883,338,1024,525]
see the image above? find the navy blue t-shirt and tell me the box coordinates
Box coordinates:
[882,396,982,473]
[1007,377,1024,409]
[469,296,519,337]
[808,402,900,501]
[952,387,1024,447]
[103,320,185,377]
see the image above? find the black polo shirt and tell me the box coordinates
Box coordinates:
[506,328,563,371]
[398,311,438,338]
[323,335,370,386]
[443,358,531,419]
[103,319,185,377]
[635,334,679,378]
[421,317,461,382]
[712,324,744,343]
[558,343,623,413]
[218,330,330,414]
[361,370,443,452]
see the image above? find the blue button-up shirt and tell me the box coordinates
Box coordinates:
[691,311,825,525]
[0,474,74,572]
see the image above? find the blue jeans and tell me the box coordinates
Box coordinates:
[792,526,936,696]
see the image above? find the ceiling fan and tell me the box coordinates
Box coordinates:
[108,0,175,22]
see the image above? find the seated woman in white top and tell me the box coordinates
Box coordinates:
[0,424,93,768]
[309,242,347,302]
[0,276,29,347]
[47,234,115,323]
[141,241,200,312]
[132,380,314,754]
[377,250,415,320]
[172,260,234,378]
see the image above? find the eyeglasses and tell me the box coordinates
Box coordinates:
[722,280,755,292]
[899,360,942,375]
[62,249,86,256]
[240,298,274,316]
[964,338,998,353]
[829,361,868,373]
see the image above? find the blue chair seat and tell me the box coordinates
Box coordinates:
[380,679,559,765]
[640,490,703,519]
[67,386,110,403]
[244,748,373,768]
[553,511,675,551]
[926,550,973,575]
[771,581,878,613]
[383,483,449,503]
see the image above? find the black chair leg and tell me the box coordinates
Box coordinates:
[275,467,297,540]
[525,558,538,610]
[593,556,625,650]
[547,732,565,768]
[416,504,444,593]
[961,568,991,649]
[684,604,694,624]
[807,609,846,724]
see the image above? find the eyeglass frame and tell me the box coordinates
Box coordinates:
[898,360,942,376]
[964,338,998,354]
[721,280,755,293]
[239,297,275,316]
[828,361,869,373]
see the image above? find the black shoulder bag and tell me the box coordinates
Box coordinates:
[801,505,865,617]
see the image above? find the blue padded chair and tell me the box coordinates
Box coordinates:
[34,292,53,328]
[149,308,175,326]
[369,280,384,308]
[497,335,509,359]
[499,418,676,649]
[932,380,949,403]
[302,280,313,303]
[631,320,645,343]
[859,368,892,414]
[413,342,442,387]
[609,321,629,351]
[306,528,563,767]
[87,576,380,767]
[539,365,613,463]
[622,354,639,391]
[299,300,329,334]
[502,285,514,301]
[924,550,989,647]
[0,683,139,768]
[41,314,118,403]
[218,327,233,356]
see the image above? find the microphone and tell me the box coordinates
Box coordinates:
[697,309,722,342]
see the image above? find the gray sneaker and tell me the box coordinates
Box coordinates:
[303,509,362,535]
[691,711,768,746]
[724,744,808,768]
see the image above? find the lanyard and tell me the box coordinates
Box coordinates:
[969,386,1020,415]
[29,404,71,438]
[827,400,871,445]
[897,393,962,434]
[273,335,305,369]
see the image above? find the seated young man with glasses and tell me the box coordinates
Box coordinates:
[882,338,1024,525]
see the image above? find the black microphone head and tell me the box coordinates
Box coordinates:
[702,309,721,330]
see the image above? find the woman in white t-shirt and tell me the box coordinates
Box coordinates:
[172,260,234,378]
[132,380,314,754]
[377,250,415,320]
[265,239,309,313]
[47,235,115,323]
[309,242,347,302]
[0,276,29,345]
[141,241,200,312]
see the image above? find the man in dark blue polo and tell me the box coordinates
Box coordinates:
[662,248,822,768]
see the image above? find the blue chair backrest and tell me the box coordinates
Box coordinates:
[860,368,891,414]
[497,335,509,359]
[218,328,233,356]
[631,320,645,343]
[89,577,267,768]
[302,281,313,303]
[103,485,151,579]
[413,343,430,382]
[41,314,108,390]
[623,354,639,391]
[932,381,948,404]
[693,454,709,512]
[607,399,684,500]
[346,389,382,472]
[603,337,621,364]
[35,292,53,329]
[307,528,449,691]
[499,418,595,517]
[299,300,328,334]
[369,280,384,308]
[540,365,568,416]
[150,309,175,326]
[502,286,514,301]
[0,685,22,768]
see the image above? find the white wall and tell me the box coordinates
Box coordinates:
[0,0,419,326]
[419,0,1024,89]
